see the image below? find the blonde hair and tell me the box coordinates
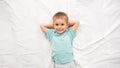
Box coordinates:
[53,12,68,23]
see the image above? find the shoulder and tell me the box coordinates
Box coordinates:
[67,27,75,33]
[67,28,76,38]
[45,29,55,41]
[45,29,54,34]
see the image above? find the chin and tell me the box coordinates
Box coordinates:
[57,31,65,34]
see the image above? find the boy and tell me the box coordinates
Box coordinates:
[40,12,79,68]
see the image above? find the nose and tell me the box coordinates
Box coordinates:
[58,25,61,28]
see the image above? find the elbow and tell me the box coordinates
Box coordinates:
[40,23,45,27]
[40,24,42,29]
[75,20,80,26]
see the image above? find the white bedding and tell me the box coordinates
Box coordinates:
[0,0,120,68]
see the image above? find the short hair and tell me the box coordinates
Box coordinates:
[53,12,68,23]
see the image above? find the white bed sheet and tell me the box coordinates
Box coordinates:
[0,0,120,68]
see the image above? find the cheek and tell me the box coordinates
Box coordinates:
[53,25,57,28]
[64,25,68,28]
[54,26,56,29]
[62,26,67,30]
[54,26,58,29]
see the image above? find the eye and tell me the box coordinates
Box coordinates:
[61,24,64,26]
[55,24,58,26]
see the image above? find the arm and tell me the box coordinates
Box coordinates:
[40,23,54,33]
[68,21,79,32]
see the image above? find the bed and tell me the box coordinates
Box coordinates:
[0,0,120,68]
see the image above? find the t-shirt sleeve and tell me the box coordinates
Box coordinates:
[45,29,53,41]
[68,28,76,41]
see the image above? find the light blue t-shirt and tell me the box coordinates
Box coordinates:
[45,28,76,64]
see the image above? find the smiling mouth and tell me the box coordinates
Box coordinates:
[57,31,63,32]
[57,29,63,31]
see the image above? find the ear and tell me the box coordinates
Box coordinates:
[66,23,69,28]
[67,22,70,28]
[52,23,55,29]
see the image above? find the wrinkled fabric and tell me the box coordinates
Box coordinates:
[0,0,120,68]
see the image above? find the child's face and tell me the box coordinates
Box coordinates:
[53,18,68,34]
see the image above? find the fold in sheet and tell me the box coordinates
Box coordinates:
[0,0,120,68]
